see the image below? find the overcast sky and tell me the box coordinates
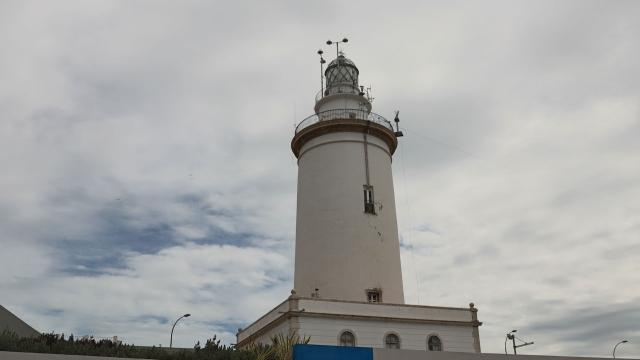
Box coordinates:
[1,0,639,357]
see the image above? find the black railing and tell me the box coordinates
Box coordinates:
[295,109,394,134]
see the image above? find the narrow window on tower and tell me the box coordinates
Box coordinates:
[363,185,375,214]
[366,288,382,303]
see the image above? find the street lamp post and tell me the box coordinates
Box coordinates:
[169,313,191,349]
[613,340,628,358]
[505,329,534,355]
[505,330,517,354]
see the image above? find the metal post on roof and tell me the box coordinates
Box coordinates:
[326,38,348,59]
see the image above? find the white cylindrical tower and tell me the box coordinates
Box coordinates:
[292,53,405,304]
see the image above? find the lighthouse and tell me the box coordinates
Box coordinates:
[237,43,482,352]
[291,50,405,304]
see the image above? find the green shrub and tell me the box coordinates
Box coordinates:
[0,329,309,360]
[0,330,254,359]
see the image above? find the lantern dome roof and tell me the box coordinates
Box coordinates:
[325,54,359,75]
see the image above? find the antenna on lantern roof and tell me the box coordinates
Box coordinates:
[317,49,327,98]
[326,37,348,58]
[366,86,374,103]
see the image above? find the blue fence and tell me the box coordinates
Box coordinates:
[293,344,373,360]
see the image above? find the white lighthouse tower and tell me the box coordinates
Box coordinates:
[237,43,482,352]
[292,49,404,304]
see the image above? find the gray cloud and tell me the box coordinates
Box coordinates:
[526,302,640,357]
[1,0,639,355]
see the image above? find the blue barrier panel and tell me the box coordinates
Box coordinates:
[293,344,373,360]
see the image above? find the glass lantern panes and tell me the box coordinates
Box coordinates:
[327,65,358,87]
[325,56,359,95]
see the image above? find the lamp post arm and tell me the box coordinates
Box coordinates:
[169,315,186,349]
[613,341,628,358]
[515,342,534,348]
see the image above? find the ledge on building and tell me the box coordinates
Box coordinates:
[236,296,481,349]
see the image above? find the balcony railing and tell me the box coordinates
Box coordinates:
[295,108,394,134]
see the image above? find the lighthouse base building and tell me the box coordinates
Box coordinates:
[236,296,481,352]
[237,48,482,353]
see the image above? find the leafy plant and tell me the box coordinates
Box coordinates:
[244,341,274,360]
[244,330,309,360]
[272,331,310,360]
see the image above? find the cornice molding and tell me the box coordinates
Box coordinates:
[291,119,398,158]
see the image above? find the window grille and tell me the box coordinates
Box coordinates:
[363,185,375,214]
[366,289,382,303]
[326,64,358,88]
[339,331,356,347]
[428,335,442,351]
[385,334,400,349]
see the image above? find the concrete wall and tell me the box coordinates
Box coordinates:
[297,316,476,352]
[298,299,473,323]
[0,352,152,360]
[374,348,618,360]
[237,298,479,352]
[293,345,623,360]
[294,130,404,304]
[252,318,294,346]
[237,299,289,345]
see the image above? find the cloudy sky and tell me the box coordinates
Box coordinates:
[1,0,639,357]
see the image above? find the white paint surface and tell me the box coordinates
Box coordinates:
[294,129,404,304]
[237,297,479,353]
[238,54,478,354]
[297,316,476,352]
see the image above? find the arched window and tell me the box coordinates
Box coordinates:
[339,331,356,347]
[428,335,442,351]
[384,333,400,349]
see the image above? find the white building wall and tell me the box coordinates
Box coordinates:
[253,318,295,346]
[297,316,476,352]
[237,300,290,345]
[315,93,371,114]
[294,131,404,304]
[297,299,473,323]
[238,299,479,352]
